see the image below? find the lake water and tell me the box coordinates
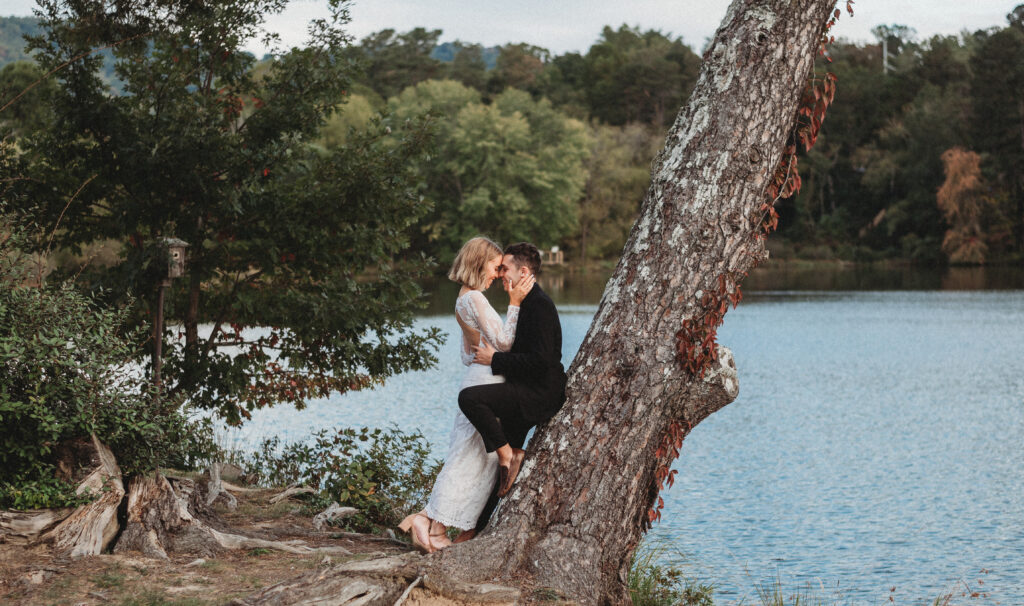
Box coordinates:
[221,264,1024,604]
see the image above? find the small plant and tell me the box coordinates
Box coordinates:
[754,574,835,606]
[628,541,714,606]
[238,426,441,532]
[247,547,272,557]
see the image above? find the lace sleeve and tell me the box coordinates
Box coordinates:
[470,291,519,352]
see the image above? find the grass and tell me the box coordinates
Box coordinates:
[754,575,838,606]
[628,541,714,606]
[91,567,127,589]
[115,591,210,606]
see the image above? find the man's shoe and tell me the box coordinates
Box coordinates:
[497,448,526,498]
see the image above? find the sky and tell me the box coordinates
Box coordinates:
[4,0,1018,55]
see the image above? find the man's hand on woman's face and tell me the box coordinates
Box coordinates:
[508,274,535,307]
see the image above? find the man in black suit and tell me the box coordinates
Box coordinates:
[458,242,567,533]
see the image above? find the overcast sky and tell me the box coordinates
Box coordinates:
[4,0,1018,55]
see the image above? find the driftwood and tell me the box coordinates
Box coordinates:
[269,485,317,504]
[312,502,358,530]
[205,462,239,510]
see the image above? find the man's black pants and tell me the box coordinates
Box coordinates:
[457,383,533,532]
[458,383,531,453]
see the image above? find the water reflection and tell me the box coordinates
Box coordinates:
[419,262,1023,316]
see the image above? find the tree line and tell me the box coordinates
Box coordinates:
[4,12,1022,265]
[327,13,1024,265]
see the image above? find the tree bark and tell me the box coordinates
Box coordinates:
[43,435,125,557]
[429,1,837,603]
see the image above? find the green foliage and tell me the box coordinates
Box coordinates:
[0,474,95,509]
[0,16,43,67]
[628,541,715,606]
[317,93,378,148]
[578,25,700,127]
[390,79,589,262]
[352,27,444,99]
[0,60,57,136]
[10,0,441,425]
[238,426,441,532]
[0,213,216,492]
[573,122,660,263]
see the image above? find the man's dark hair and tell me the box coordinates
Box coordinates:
[504,242,541,275]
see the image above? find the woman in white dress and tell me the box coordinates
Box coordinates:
[398,237,534,553]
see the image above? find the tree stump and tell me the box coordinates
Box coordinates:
[42,434,125,557]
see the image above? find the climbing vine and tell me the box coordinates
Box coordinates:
[648,0,855,528]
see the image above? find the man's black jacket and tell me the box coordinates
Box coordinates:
[490,284,567,423]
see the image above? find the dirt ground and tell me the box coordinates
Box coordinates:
[0,487,429,606]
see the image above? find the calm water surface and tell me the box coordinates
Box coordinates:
[224,265,1024,604]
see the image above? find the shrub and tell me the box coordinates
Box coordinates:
[628,541,715,606]
[238,426,442,532]
[0,213,216,502]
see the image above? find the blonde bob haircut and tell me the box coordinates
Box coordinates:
[448,237,502,290]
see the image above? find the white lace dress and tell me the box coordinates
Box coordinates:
[423,289,519,529]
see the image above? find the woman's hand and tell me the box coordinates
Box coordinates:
[508,274,536,307]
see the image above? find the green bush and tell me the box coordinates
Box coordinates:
[628,541,715,606]
[0,475,95,509]
[0,214,216,502]
[238,426,441,532]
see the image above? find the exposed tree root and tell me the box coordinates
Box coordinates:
[269,486,317,504]
[231,552,522,606]
[0,436,352,562]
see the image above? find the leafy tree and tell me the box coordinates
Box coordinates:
[937,147,996,263]
[444,41,488,92]
[970,21,1024,253]
[11,0,441,424]
[354,27,443,99]
[574,122,658,263]
[0,60,56,137]
[318,93,378,148]
[535,51,589,119]
[487,43,549,95]
[389,80,588,262]
[583,25,700,126]
[857,84,969,261]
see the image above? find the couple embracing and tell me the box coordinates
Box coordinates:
[398,238,567,552]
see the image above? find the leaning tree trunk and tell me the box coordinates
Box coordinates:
[431,1,838,603]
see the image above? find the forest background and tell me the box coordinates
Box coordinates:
[3,8,1024,268]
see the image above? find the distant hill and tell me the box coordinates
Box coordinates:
[431,42,499,70]
[0,15,42,67]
